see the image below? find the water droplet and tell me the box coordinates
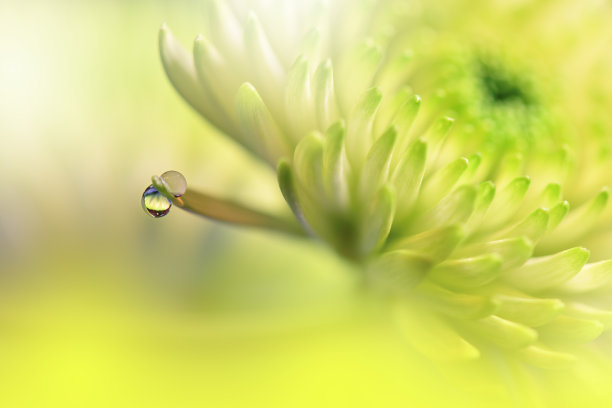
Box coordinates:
[141,185,172,218]
[161,170,187,197]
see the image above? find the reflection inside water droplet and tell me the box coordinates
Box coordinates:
[141,185,172,218]
[161,170,187,197]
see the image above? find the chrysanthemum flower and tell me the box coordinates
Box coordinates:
[145,0,612,370]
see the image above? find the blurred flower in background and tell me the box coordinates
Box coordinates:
[2,0,612,407]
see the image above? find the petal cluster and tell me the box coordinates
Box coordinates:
[153,0,612,367]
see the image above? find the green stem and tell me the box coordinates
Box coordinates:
[152,176,306,237]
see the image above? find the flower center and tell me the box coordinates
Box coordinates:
[477,59,532,106]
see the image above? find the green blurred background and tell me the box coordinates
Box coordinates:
[1,0,612,406]
[0,0,356,406]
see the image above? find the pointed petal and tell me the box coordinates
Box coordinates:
[361,185,396,255]
[538,315,604,344]
[244,13,286,117]
[279,160,338,244]
[516,345,576,369]
[391,93,421,154]
[193,35,237,119]
[284,55,315,141]
[464,181,496,231]
[459,153,482,184]
[494,295,564,327]
[483,177,531,230]
[293,131,325,196]
[464,315,538,350]
[416,185,477,232]
[547,200,570,232]
[564,303,612,329]
[498,208,549,243]
[205,0,244,60]
[417,280,499,320]
[419,157,469,206]
[360,126,397,200]
[313,59,339,131]
[559,259,612,294]
[159,25,233,135]
[428,254,502,290]
[236,83,290,164]
[538,183,562,208]
[392,138,427,215]
[423,117,454,166]
[322,121,347,207]
[391,225,466,261]
[503,247,590,292]
[540,188,609,250]
[456,237,534,271]
[345,87,383,168]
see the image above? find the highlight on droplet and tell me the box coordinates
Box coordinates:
[160,170,187,197]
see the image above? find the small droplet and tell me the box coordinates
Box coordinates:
[161,170,187,197]
[142,185,172,218]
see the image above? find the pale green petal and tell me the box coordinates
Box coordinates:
[391,93,422,154]
[346,87,383,168]
[559,259,612,294]
[159,25,234,135]
[516,345,576,369]
[494,295,564,327]
[277,160,310,234]
[547,200,570,232]
[503,247,590,292]
[540,188,609,250]
[244,13,286,118]
[423,117,454,165]
[538,182,562,208]
[193,35,238,120]
[293,131,325,196]
[392,138,427,217]
[205,0,245,61]
[361,185,396,255]
[498,208,549,243]
[391,225,466,261]
[483,176,531,230]
[428,254,502,290]
[538,315,604,344]
[456,237,534,271]
[464,181,496,232]
[415,185,477,231]
[313,59,339,131]
[417,280,499,320]
[285,55,315,141]
[464,316,538,350]
[564,302,612,329]
[360,126,397,201]
[419,157,468,206]
[236,83,291,163]
[322,121,348,208]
